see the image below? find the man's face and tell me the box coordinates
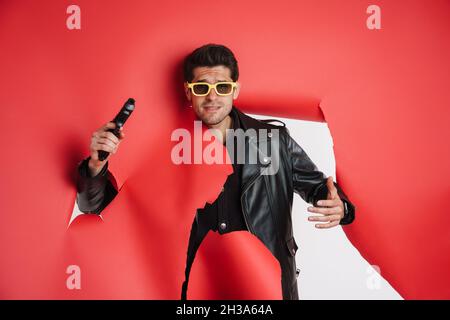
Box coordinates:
[184,65,240,126]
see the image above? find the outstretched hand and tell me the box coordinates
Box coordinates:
[307,176,345,229]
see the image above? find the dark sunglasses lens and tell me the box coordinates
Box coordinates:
[193,84,209,95]
[216,83,232,94]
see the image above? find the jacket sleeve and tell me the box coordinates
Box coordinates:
[286,132,355,225]
[76,156,118,215]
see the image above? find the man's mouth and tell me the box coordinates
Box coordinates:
[203,105,221,112]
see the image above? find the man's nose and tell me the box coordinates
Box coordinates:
[206,88,218,100]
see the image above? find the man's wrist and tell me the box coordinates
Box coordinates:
[87,157,107,177]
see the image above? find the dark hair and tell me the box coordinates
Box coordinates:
[183,44,239,82]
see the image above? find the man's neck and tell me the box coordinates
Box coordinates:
[207,114,233,145]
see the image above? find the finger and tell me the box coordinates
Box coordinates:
[103,122,116,130]
[94,142,115,153]
[308,215,331,222]
[326,176,338,199]
[307,206,341,215]
[316,199,340,207]
[315,220,340,229]
[96,122,116,134]
[309,214,342,222]
[98,131,120,144]
[95,143,116,154]
[119,130,125,140]
[96,138,117,150]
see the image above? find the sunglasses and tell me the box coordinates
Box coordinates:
[186,81,237,97]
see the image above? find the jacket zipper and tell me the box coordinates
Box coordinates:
[240,173,262,235]
[239,136,269,235]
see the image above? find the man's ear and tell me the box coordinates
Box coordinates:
[184,82,191,101]
[233,82,241,100]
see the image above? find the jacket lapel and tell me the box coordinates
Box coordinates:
[231,106,272,193]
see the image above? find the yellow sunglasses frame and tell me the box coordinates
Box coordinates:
[186,81,237,97]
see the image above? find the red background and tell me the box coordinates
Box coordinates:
[0,0,449,299]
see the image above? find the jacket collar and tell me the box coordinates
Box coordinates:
[231,105,274,132]
[230,106,277,143]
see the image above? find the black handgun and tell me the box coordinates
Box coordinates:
[98,98,135,161]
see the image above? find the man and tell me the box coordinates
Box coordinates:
[76,44,355,300]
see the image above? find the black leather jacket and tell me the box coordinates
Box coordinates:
[76,106,355,300]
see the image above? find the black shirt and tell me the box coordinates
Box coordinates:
[197,108,248,235]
